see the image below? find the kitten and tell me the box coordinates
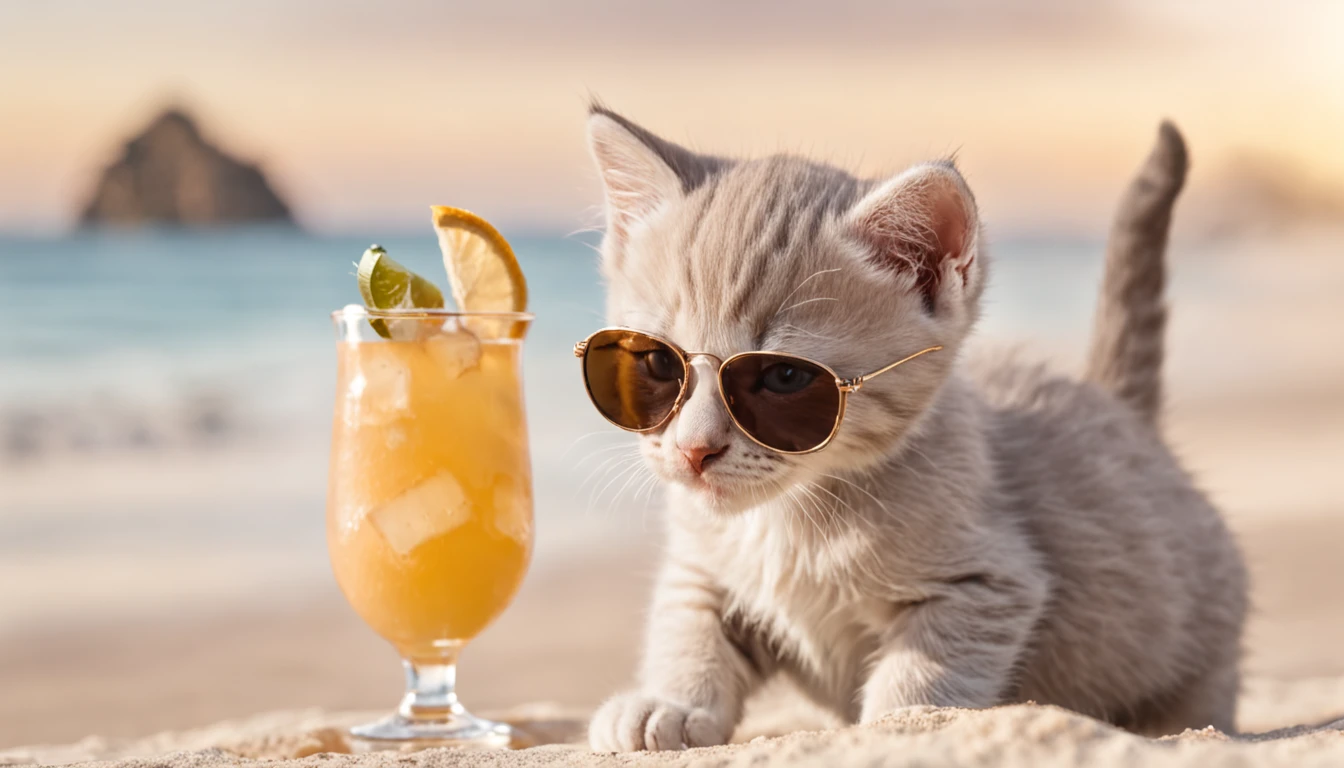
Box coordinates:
[583,105,1247,751]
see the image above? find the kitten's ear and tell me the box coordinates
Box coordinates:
[587,105,721,248]
[846,162,982,319]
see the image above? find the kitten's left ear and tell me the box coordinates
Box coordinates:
[846,162,982,321]
[587,105,723,252]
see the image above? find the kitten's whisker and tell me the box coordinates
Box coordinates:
[816,471,902,535]
[768,481,817,564]
[591,453,642,490]
[786,485,815,535]
[901,442,940,470]
[744,477,761,514]
[778,323,840,342]
[591,458,645,510]
[819,472,888,514]
[564,219,604,239]
[635,472,660,509]
[562,431,634,460]
[578,456,637,525]
[574,442,641,466]
[577,451,634,489]
[796,482,843,566]
[610,461,651,508]
[777,296,839,315]
[803,486,841,570]
[810,481,856,517]
[775,268,842,315]
[782,487,808,551]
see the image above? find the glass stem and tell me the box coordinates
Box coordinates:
[399,657,465,722]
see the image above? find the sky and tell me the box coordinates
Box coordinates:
[2,0,1342,235]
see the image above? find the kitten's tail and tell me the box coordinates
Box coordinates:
[1085,121,1188,425]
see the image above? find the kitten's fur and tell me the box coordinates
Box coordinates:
[583,106,1247,751]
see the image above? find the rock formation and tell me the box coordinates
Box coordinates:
[79,108,294,228]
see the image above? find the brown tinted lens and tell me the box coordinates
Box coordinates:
[582,330,687,431]
[720,354,841,452]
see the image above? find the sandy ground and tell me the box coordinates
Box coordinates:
[0,549,653,749]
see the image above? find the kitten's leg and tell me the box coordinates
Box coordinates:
[589,559,762,751]
[1131,661,1240,736]
[860,576,1045,721]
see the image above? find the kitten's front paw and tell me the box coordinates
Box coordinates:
[588,692,730,751]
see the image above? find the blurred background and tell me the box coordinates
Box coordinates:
[2,0,1342,750]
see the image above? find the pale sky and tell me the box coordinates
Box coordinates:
[2,0,1341,234]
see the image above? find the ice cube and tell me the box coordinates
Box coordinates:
[491,481,533,544]
[369,472,472,556]
[346,356,411,425]
[423,328,481,380]
[384,315,437,342]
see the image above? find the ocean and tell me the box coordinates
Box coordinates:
[0,228,1197,627]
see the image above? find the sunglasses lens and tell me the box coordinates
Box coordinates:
[582,330,687,431]
[720,354,841,452]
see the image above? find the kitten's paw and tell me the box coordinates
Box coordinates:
[588,692,730,751]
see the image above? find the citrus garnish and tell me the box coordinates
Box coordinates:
[357,244,445,338]
[430,206,528,315]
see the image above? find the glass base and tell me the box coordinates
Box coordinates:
[350,712,512,750]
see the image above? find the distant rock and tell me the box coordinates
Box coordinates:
[1179,154,1344,241]
[79,108,294,228]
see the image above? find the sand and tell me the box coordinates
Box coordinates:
[4,693,1344,767]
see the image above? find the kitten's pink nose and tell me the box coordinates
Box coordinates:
[680,443,727,475]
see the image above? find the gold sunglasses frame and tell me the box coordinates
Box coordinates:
[574,327,943,455]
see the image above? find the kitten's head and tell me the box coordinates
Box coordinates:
[587,106,985,514]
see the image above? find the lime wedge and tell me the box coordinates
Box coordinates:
[356,245,445,338]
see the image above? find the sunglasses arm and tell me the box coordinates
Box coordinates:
[837,345,944,393]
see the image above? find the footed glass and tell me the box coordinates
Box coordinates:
[326,306,533,748]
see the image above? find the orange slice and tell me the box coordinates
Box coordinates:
[430,206,528,315]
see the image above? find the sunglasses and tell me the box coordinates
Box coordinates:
[574,328,943,455]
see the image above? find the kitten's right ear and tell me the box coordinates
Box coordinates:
[846,162,982,324]
[587,106,721,249]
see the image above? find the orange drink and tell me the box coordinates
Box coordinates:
[328,329,532,659]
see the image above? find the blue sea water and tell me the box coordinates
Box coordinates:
[0,228,1120,454]
[0,229,605,429]
[0,228,1107,407]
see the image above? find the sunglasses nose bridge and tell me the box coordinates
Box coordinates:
[682,352,728,394]
[683,351,725,366]
[669,352,738,424]
[678,354,723,401]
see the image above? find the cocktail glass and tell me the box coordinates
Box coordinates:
[327,307,533,747]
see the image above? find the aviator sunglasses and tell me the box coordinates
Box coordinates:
[574,328,943,455]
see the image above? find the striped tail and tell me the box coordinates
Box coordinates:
[1085,121,1188,424]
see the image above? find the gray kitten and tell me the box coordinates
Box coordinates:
[583,105,1247,751]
